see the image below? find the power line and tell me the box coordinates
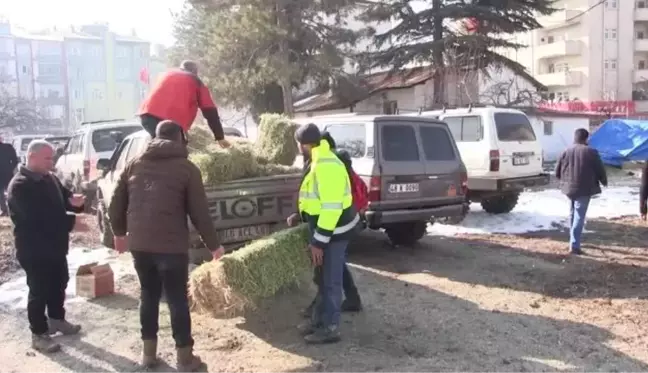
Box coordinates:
[564,0,606,23]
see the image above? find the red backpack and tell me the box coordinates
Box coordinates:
[349,170,369,212]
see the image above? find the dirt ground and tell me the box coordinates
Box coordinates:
[1,215,648,371]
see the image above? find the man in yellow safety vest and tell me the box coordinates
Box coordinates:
[294,123,359,344]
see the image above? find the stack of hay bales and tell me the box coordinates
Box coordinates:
[187,114,301,186]
[189,225,310,317]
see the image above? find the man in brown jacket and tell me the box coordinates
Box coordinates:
[108,120,224,371]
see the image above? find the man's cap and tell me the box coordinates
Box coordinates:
[294,123,321,145]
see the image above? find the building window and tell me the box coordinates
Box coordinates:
[47,89,59,98]
[605,0,617,8]
[92,89,103,100]
[73,89,81,99]
[139,87,147,99]
[383,100,398,114]
[75,108,85,123]
[547,35,555,43]
[548,63,555,73]
[639,31,646,39]
[543,120,553,136]
[556,91,570,101]
[117,91,123,99]
[21,65,27,74]
[640,61,647,69]
[603,90,617,100]
[639,1,647,8]
[605,28,617,39]
[604,59,617,70]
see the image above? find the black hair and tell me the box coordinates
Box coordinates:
[156,120,186,143]
[321,131,336,149]
[574,128,589,144]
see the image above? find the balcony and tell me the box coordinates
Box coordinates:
[634,69,648,83]
[539,10,581,29]
[536,40,582,59]
[636,8,648,21]
[636,39,648,51]
[536,71,583,87]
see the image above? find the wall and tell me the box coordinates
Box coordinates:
[528,114,587,161]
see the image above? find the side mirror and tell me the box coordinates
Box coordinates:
[96,158,111,172]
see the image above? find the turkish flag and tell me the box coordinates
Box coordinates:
[464,18,479,33]
[139,67,150,85]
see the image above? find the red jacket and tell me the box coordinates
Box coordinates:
[138,69,224,139]
[349,170,369,212]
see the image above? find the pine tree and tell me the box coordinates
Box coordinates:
[358,0,557,104]
[172,0,360,117]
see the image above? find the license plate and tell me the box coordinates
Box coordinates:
[388,183,419,193]
[513,157,529,166]
[218,224,271,243]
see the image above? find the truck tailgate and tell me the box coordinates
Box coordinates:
[190,173,302,246]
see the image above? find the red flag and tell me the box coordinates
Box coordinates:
[139,67,150,85]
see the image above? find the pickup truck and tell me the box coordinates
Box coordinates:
[95,130,301,264]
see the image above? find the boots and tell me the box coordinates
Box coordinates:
[141,340,158,368]
[48,319,81,335]
[176,346,205,372]
[32,333,61,353]
[303,325,341,344]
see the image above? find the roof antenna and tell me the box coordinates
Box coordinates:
[468,103,473,113]
[442,104,447,114]
[418,107,423,115]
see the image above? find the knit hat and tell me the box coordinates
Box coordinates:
[294,123,321,145]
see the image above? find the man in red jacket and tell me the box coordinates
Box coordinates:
[138,60,230,148]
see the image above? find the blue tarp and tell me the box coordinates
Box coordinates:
[588,119,648,166]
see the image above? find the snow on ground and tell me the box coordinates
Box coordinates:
[0,248,131,310]
[430,186,639,236]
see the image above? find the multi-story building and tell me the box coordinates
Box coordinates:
[0,21,151,131]
[488,0,648,112]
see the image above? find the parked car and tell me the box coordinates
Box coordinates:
[95,130,301,263]
[410,106,550,214]
[294,114,469,246]
[223,127,244,137]
[11,134,50,164]
[45,135,72,164]
[55,120,142,212]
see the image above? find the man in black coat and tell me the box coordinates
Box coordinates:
[555,128,608,255]
[7,140,87,353]
[0,138,18,215]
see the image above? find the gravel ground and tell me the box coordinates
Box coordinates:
[0,215,648,371]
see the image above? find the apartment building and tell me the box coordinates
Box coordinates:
[0,21,151,132]
[496,0,648,111]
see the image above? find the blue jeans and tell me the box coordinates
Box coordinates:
[569,196,591,251]
[312,239,348,328]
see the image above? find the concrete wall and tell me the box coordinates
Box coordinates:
[528,114,587,161]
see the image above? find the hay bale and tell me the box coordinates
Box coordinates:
[256,163,301,177]
[188,225,310,317]
[254,113,298,166]
[187,124,213,153]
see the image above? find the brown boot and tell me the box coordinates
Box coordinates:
[141,339,158,368]
[32,333,61,353]
[48,319,81,335]
[176,346,205,372]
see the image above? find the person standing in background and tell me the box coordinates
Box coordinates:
[0,138,19,216]
[555,128,608,255]
[639,162,648,221]
[7,140,86,353]
[138,60,230,149]
[109,120,225,371]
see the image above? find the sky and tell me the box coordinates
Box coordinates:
[1,0,185,46]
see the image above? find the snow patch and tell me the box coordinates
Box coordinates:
[0,247,130,310]
[429,187,639,236]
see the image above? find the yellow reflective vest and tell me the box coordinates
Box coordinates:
[299,140,359,248]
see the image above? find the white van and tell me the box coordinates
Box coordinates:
[11,134,50,164]
[410,106,549,214]
[55,120,142,211]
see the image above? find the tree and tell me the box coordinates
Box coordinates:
[358,0,555,104]
[172,0,361,117]
[0,88,54,133]
[479,77,543,107]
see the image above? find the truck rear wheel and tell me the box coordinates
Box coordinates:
[385,221,428,246]
[481,192,519,214]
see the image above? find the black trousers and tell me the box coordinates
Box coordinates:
[18,256,69,335]
[132,251,193,348]
[140,114,163,138]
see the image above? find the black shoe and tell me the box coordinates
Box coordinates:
[304,326,341,344]
[341,298,363,313]
[297,321,318,336]
[570,248,583,255]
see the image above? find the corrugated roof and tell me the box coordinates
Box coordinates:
[294,67,434,113]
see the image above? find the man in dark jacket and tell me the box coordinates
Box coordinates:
[555,128,608,255]
[640,163,648,221]
[0,138,18,215]
[137,60,230,148]
[109,120,224,371]
[7,140,86,353]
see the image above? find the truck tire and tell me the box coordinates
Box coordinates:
[481,192,519,214]
[385,221,428,246]
[96,198,114,248]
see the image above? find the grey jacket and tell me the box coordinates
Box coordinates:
[555,144,608,199]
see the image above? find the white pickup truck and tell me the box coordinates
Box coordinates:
[412,106,550,214]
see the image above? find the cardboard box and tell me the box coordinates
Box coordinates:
[76,262,115,299]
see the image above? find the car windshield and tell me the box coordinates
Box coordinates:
[92,126,141,153]
[20,138,37,151]
[494,113,537,142]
